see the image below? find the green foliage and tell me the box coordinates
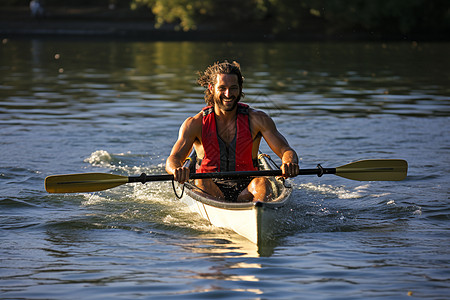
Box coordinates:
[130,0,272,31]
[2,0,448,36]
[130,0,211,31]
[131,0,449,35]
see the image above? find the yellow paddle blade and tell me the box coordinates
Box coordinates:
[336,159,408,181]
[45,173,129,193]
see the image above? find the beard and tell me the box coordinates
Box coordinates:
[213,92,241,112]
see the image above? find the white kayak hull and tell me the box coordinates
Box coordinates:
[176,153,292,244]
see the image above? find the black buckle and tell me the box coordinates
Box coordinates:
[317,164,324,177]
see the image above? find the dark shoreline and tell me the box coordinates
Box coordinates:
[1,6,447,42]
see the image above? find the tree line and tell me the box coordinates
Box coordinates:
[4,0,449,37]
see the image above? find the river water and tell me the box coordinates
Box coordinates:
[1,39,449,299]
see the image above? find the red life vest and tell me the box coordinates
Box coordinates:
[198,103,256,173]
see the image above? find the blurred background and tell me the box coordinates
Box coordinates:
[1,0,449,40]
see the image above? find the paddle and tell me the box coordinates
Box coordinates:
[44,159,407,194]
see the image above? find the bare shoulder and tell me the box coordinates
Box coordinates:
[249,107,276,131]
[183,111,203,126]
[179,111,202,138]
[249,107,271,121]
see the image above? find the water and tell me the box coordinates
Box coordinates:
[1,39,449,299]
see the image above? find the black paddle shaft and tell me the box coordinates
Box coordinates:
[128,165,336,184]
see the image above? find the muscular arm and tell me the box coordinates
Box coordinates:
[166,113,202,183]
[251,110,299,177]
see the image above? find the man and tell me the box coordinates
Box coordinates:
[166,61,299,202]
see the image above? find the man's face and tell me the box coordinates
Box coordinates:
[210,74,241,112]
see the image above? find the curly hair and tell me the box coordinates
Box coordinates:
[197,60,245,106]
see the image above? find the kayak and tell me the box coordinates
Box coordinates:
[174,152,293,244]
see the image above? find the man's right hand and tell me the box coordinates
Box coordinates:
[173,167,190,184]
[281,162,300,178]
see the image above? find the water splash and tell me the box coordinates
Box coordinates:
[297,183,372,199]
[84,150,114,167]
[83,150,160,175]
[81,193,113,206]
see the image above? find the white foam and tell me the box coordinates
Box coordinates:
[81,193,112,206]
[413,209,422,215]
[84,150,161,175]
[371,193,392,198]
[84,150,113,167]
[298,183,365,199]
[131,181,174,203]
